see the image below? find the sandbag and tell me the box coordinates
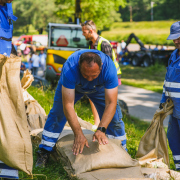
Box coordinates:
[21,70,47,131]
[65,115,93,130]
[136,99,174,167]
[55,127,139,175]
[0,54,32,174]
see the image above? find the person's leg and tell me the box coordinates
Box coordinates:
[167,115,180,170]
[88,88,126,150]
[0,161,19,179]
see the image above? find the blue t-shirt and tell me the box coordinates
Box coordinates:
[60,49,118,90]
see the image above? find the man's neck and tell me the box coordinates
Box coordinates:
[91,33,99,45]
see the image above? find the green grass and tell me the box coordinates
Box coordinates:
[120,63,166,93]
[102,21,176,46]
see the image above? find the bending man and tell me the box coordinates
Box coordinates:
[36,50,127,167]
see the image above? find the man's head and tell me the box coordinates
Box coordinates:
[81,20,97,41]
[40,50,44,54]
[79,52,102,81]
[167,21,180,50]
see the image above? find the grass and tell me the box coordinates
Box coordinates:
[120,63,167,93]
[101,21,176,46]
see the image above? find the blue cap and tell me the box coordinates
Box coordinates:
[167,21,180,40]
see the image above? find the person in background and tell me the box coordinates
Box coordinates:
[81,20,122,130]
[154,45,159,51]
[31,52,40,76]
[159,21,180,171]
[121,40,126,50]
[0,0,19,179]
[39,50,46,76]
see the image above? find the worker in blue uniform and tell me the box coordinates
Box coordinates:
[0,0,19,179]
[160,21,180,171]
[36,50,127,167]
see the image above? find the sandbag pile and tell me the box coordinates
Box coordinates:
[21,69,47,131]
[0,54,32,175]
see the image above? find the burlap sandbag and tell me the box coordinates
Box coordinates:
[65,115,93,130]
[136,99,174,167]
[0,54,32,174]
[55,128,139,175]
[21,70,47,131]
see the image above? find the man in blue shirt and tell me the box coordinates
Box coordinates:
[36,50,127,167]
[160,21,180,171]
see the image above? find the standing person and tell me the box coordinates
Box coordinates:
[0,0,19,179]
[121,40,126,50]
[31,52,40,76]
[81,20,122,130]
[39,50,46,76]
[36,50,127,167]
[159,21,180,171]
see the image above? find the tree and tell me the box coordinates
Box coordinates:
[12,0,62,33]
[55,0,126,30]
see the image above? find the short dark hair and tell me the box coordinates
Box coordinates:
[79,52,102,69]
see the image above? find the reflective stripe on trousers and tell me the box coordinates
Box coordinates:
[0,161,19,179]
[39,82,126,151]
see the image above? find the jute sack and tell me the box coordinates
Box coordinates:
[55,127,139,175]
[136,98,174,167]
[21,70,47,131]
[0,54,32,174]
[65,115,93,130]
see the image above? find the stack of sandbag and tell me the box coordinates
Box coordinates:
[21,69,47,131]
[0,54,32,175]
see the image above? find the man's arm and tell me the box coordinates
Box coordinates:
[62,85,89,155]
[93,86,118,144]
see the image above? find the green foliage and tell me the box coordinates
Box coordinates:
[12,0,63,34]
[120,65,166,93]
[55,0,126,29]
[120,0,180,21]
[102,21,176,46]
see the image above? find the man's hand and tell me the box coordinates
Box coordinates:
[73,134,89,155]
[92,130,108,145]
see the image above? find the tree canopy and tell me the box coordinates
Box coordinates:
[119,0,180,22]
[55,0,126,29]
[12,0,62,33]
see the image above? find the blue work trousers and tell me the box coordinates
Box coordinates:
[39,82,126,152]
[167,115,180,170]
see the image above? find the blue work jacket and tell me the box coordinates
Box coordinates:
[0,3,17,56]
[161,49,180,119]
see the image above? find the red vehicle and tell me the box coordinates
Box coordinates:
[14,35,48,51]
